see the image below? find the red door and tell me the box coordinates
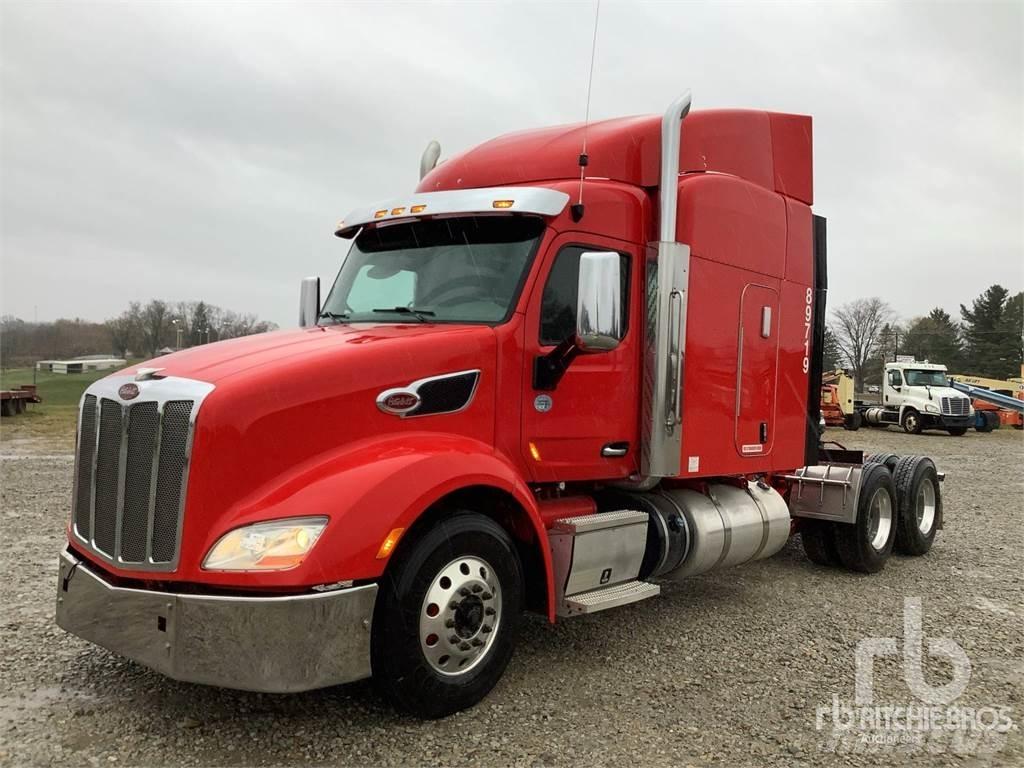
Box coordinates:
[520,234,641,482]
[734,283,779,457]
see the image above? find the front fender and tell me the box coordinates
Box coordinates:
[203,432,555,618]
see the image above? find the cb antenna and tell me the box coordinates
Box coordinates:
[572,0,601,223]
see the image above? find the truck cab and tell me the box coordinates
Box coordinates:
[55,90,948,718]
[880,361,973,435]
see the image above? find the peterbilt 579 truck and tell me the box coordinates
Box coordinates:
[56,90,945,718]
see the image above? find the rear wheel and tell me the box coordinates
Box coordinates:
[902,409,923,434]
[801,519,840,566]
[893,456,941,556]
[865,452,899,471]
[983,411,1000,431]
[371,512,523,718]
[843,412,862,431]
[834,463,897,573]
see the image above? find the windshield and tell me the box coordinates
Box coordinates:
[903,369,948,387]
[321,216,545,324]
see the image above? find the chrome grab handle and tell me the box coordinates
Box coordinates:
[665,288,683,431]
[601,442,629,457]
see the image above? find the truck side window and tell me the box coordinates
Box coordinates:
[889,370,903,387]
[540,246,629,345]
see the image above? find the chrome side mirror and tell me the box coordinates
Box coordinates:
[299,277,320,328]
[575,251,622,353]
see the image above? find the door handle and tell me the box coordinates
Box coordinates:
[601,441,629,458]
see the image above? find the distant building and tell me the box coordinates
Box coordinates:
[36,358,127,375]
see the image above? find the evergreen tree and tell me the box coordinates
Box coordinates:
[901,308,962,368]
[960,285,1020,378]
[822,326,843,371]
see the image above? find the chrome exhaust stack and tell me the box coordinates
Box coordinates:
[641,90,692,480]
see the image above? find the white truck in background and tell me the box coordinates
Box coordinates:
[860,361,974,435]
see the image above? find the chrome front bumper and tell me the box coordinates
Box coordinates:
[55,549,378,693]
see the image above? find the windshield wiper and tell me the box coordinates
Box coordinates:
[318,310,349,323]
[372,307,436,322]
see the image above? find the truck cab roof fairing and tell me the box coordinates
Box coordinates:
[334,187,570,239]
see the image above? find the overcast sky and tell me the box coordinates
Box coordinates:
[1,1,1022,330]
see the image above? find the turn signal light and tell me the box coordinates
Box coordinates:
[492,199,514,209]
[376,527,405,560]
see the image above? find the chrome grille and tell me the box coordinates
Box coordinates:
[941,396,970,416]
[71,375,211,571]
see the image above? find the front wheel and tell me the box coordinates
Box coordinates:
[371,512,523,718]
[902,409,923,434]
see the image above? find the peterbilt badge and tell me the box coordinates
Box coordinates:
[377,390,421,416]
[118,383,140,401]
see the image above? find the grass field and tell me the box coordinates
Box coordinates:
[0,364,136,450]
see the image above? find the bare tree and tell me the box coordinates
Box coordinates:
[143,300,169,355]
[831,298,895,391]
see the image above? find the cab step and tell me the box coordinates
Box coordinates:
[563,579,661,616]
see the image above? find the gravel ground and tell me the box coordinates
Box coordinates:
[1,426,1021,767]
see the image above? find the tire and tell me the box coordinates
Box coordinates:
[901,409,923,434]
[892,456,941,556]
[801,519,840,566]
[983,411,1000,431]
[865,452,899,472]
[975,412,993,433]
[843,412,862,431]
[834,463,897,573]
[371,512,523,718]
[946,427,967,436]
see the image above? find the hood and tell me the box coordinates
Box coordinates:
[125,323,482,385]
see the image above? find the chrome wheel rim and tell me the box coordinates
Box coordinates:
[420,556,502,676]
[905,414,917,431]
[916,478,936,534]
[867,488,893,551]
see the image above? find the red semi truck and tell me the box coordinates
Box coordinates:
[56,91,944,718]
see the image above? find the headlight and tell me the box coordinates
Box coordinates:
[925,403,939,413]
[203,517,328,571]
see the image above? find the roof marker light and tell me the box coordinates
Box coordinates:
[492,199,515,209]
[410,204,427,213]
[374,209,388,219]
[391,207,406,216]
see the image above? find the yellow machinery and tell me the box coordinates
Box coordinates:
[821,369,860,429]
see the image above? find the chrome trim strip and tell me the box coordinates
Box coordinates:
[335,187,570,238]
[376,369,481,419]
[70,391,88,541]
[70,374,215,573]
[144,403,164,563]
